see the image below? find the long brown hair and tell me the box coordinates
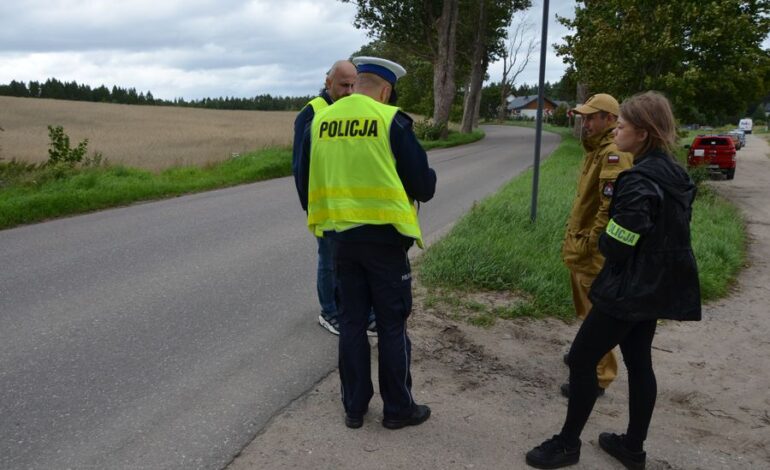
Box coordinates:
[619,91,677,156]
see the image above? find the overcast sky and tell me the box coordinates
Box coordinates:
[0,0,574,100]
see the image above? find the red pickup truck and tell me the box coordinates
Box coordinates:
[686,135,737,180]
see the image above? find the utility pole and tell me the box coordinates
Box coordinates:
[530,0,549,223]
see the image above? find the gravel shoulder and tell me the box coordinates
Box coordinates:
[228,135,770,470]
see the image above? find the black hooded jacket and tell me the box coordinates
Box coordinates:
[588,149,702,322]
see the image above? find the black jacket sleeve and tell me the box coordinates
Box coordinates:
[292,105,314,199]
[297,121,312,211]
[598,173,661,263]
[390,111,436,203]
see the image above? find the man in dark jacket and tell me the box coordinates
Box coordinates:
[292,60,378,336]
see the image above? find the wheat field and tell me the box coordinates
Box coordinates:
[0,96,296,171]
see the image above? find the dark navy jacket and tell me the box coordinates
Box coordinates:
[297,98,437,247]
[292,89,332,195]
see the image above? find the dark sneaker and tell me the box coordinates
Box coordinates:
[598,432,646,469]
[525,435,580,468]
[318,314,339,335]
[366,318,377,337]
[560,383,605,399]
[382,404,431,430]
[345,414,364,429]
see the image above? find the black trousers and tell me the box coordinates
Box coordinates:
[561,308,657,451]
[334,241,415,419]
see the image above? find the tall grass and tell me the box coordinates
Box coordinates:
[0,148,291,229]
[418,134,746,319]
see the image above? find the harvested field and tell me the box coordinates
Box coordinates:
[0,96,295,171]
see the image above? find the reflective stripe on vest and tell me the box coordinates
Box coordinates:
[307,94,424,248]
[606,219,640,246]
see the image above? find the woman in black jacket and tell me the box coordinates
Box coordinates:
[526,91,701,470]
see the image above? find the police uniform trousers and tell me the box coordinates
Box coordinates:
[569,270,618,389]
[334,240,415,419]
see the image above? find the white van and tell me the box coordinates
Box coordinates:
[739,118,753,134]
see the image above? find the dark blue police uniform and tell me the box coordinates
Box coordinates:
[298,106,436,424]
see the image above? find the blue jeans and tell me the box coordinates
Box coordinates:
[317,236,338,318]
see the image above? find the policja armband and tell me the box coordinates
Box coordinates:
[606,219,640,246]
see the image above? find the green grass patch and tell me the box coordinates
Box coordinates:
[690,186,746,300]
[485,119,575,139]
[418,134,746,319]
[0,148,292,229]
[419,129,485,150]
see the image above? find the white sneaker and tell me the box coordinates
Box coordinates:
[318,314,340,335]
[366,319,377,337]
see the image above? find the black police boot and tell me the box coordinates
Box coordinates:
[344,414,364,429]
[525,434,580,468]
[598,432,646,469]
[382,404,431,430]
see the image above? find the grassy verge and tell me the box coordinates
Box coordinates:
[419,129,485,150]
[0,129,485,230]
[417,133,746,322]
[0,148,292,229]
[483,119,575,139]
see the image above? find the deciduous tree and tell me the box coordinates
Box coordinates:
[343,0,529,137]
[459,0,531,133]
[556,0,770,124]
[497,14,537,121]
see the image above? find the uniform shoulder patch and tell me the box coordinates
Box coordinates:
[602,181,615,197]
[607,154,620,164]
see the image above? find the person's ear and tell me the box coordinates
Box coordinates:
[380,85,391,104]
[325,76,332,90]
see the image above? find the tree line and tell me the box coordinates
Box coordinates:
[0,78,314,111]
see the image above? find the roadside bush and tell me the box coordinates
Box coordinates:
[47,125,88,166]
[413,118,447,141]
[687,165,710,186]
[551,104,570,127]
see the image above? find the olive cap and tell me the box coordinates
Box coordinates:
[573,93,620,116]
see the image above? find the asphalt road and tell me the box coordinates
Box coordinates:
[0,125,559,469]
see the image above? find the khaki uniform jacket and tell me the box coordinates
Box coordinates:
[562,126,633,276]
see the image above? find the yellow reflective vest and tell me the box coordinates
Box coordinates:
[306,96,329,114]
[307,94,424,247]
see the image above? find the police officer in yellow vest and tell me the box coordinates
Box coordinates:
[297,57,436,430]
[561,94,633,398]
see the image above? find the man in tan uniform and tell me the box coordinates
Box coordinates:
[561,93,633,398]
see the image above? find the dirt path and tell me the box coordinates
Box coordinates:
[228,136,770,470]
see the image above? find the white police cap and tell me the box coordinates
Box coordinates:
[351,56,406,85]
